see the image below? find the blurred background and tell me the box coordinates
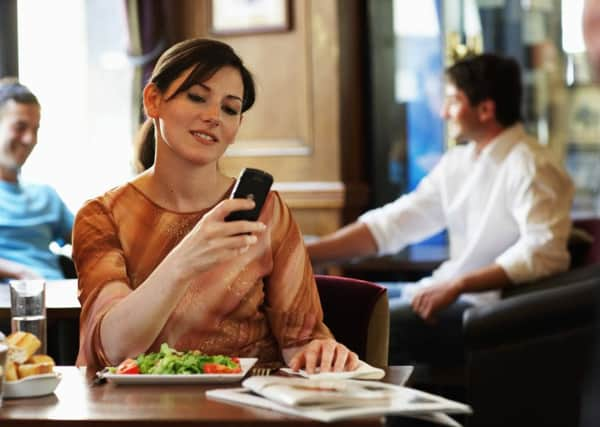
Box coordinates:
[1,0,598,239]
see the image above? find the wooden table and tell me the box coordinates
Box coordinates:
[337,244,448,283]
[0,366,417,426]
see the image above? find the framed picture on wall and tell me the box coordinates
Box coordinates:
[209,0,292,36]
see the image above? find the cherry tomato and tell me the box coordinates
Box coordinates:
[203,363,241,374]
[116,358,140,374]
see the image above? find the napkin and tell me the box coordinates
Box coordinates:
[280,360,388,380]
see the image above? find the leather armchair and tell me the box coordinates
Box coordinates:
[463,263,600,427]
[315,274,389,367]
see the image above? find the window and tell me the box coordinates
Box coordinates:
[17,0,134,213]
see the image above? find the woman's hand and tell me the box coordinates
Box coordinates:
[284,338,360,374]
[169,198,267,281]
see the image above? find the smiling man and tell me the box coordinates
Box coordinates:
[0,78,73,280]
[307,53,574,364]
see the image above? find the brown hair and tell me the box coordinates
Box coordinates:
[0,77,39,113]
[149,38,255,112]
[446,53,522,127]
[132,119,155,173]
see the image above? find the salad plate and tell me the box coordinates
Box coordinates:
[101,357,258,385]
[4,372,62,399]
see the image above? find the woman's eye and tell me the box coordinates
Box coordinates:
[222,106,240,116]
[187,93,205,103]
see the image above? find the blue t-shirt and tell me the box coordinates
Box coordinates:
[0,181,74,279]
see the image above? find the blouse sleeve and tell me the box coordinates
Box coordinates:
[262,192,333,349]
[72,198,131,368]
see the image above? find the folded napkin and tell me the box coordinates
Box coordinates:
[280,360,389,380]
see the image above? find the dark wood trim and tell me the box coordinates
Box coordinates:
[0,0,19,77]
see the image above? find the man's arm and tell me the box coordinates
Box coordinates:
[451,263,512,294]
[0,258,42,280]
[411,263,511,321]
[306,222,379,265]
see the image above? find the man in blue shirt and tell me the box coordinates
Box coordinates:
[0,78,73,280]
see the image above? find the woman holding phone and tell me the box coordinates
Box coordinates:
[73,38,359,374]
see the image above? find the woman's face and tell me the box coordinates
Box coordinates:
[148,65,244,166]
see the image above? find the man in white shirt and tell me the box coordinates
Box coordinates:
[307,53,574,364]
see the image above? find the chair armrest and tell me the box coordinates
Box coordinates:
[366,292,389,367]
[501,263,600,298]
[58,254,77,278]
[464,276,599,350]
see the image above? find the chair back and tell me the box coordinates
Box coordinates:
[571,218,600,267]
[314,274,389,367]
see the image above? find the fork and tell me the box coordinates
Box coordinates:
[249,367,274,376]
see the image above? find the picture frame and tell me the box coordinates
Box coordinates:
[209,0,292,36]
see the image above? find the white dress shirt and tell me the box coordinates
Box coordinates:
[359,124,574,305]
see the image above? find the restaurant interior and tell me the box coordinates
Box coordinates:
[1,0,600,426]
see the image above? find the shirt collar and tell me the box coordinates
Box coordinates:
[0,179,22,194]
[477,123,525,162]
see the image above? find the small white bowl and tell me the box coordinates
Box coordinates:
[3,372,62,399]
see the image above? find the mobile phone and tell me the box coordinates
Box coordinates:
[225,168,274,222]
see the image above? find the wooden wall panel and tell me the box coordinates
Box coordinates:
[169,0,368,235]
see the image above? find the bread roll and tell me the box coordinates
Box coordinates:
[17,362,54,379]
[4,360,18,381]
[4,331,54,380]
[7,345,28,364]
[26,354,55,366]
[7,332,41,362]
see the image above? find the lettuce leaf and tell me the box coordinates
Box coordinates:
[134,343,238,374]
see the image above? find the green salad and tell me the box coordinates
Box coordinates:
[110,343,242,375]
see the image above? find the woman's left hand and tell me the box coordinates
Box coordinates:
[284,338,360,374]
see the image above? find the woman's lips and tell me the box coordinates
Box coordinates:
[190,130,218,144]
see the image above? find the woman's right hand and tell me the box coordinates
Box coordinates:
[169,198,266,280]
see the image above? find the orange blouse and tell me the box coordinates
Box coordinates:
[73,183,331,369]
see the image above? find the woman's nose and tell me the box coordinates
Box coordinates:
[203,103,220,126]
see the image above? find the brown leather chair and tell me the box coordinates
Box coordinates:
[315,274,389,367]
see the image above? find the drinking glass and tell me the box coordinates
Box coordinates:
[9,280,47,355]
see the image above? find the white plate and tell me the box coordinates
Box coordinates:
[102,357,258,385]
[3,372,62,399]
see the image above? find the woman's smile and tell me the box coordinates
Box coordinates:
[190,130,218,144]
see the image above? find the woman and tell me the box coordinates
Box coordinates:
[73,38,359,373]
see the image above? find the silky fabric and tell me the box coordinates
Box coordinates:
[360,124,574,306]
[73,183,331,369]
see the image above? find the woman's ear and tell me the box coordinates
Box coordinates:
[143,83,161,119]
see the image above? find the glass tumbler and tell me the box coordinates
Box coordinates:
[9,280,47,355]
